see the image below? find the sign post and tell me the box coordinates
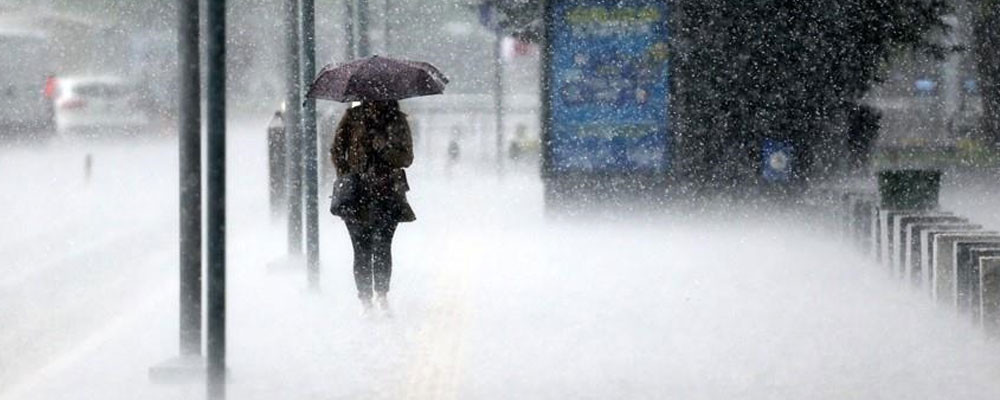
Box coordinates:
[205,0,227,397]
[177,0,202,360]
[148,0,203,383]
[285,0,304,256]
[301,0,320,289]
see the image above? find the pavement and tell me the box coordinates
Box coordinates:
[3,124,1000,399]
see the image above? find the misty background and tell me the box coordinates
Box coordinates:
[3,1,1000,399]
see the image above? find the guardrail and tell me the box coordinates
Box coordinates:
[815,169,1000,337]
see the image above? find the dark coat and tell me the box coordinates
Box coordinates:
[330,104,415,223]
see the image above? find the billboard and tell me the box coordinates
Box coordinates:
[544,0,670,175]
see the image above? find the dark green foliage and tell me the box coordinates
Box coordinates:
[673,0,948,191]
[878,169,941,210]
[974,0,1000,146]
[477,0,544,41]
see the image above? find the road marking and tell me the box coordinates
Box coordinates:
[400,236,479,400]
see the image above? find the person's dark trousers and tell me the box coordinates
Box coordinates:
[345,219,398,300]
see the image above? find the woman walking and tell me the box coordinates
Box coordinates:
[330,100,415,317]
[306,55,445,317]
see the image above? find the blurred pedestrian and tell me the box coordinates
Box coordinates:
[84,153,93,183]
[508,124,527,162]
[446,125,462,178]
[329,100,415,317]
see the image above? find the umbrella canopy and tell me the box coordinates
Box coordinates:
[305,55,449,102]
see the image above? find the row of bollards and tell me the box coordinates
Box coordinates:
[821,170,1000,336]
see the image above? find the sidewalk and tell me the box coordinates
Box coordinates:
[7,162,1000,399]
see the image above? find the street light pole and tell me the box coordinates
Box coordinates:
[205,0,227,397]
[494,31,505,177]
[301,0,320,289]
[346,0,355,59]
[384,0,391,54]
[358,0,370,57]
[177,0,202,359]
[285,0,304,256]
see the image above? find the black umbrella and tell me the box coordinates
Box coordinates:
[305,55,449,102]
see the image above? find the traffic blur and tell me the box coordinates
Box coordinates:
[0,8,175,141]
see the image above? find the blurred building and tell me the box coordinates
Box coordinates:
[866,2,982,150]
[0,7,114,76]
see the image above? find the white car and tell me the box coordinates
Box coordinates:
[54,76,150,135]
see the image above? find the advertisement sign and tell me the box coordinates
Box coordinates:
[545,0,670,174]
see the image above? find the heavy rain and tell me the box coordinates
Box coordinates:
[1,0,1000,399]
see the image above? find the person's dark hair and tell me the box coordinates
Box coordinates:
[360,100,403,118]
[374,100,400,113]
[359,100,405,133]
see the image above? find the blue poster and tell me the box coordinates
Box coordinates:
[761,139,794,182]
[546,0,670,173]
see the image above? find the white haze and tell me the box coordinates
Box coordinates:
[1,1,998,398]
[2,119,1000,399]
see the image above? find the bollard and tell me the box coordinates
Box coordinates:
[876,209,910,270]
[839,191,855,239]
[919,226,982,292]
[904,219,971,286]
[268,111,287,219]
[889,212,954,277]
[956,242,1000,316]
[965,245,1000,320]
[845,192,877,253]
[874,169,941,271]
[931,232,999,306]
[870,202,882,261]
[979,257,1000,335]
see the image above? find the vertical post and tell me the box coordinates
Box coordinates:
[540,0,556,206]
[205,0,227,397]
[268,112,287,219]
[345,0,356,59]
[384,0,391,54]
[358,0,370,57]
[286,0,304,256]
[493,31,504,176]
[301,0,320,289]
[177,0,202,358]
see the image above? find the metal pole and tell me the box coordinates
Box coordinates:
[205,0,227,397]
[301,0,320,289]
[358,0,370,57]
[286,0,304,256]
[177,0,202,358]
[384,0,391,54]
[493,31,504,176]
[268,112,287,219]
[346,0,355,59]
